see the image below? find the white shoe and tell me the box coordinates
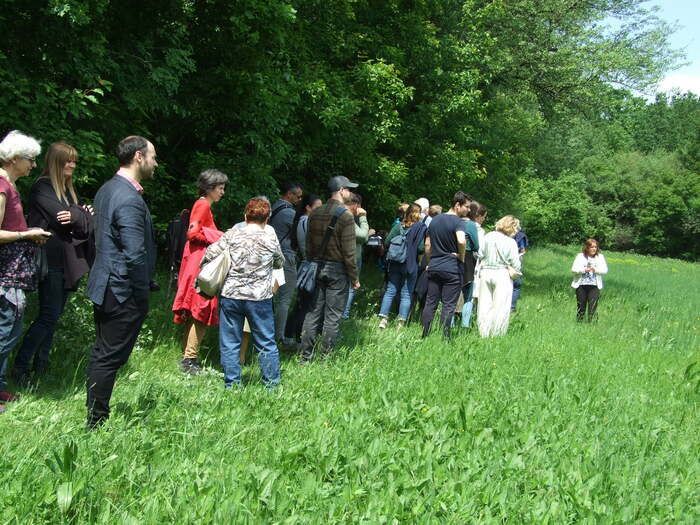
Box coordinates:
[378,318,388,329]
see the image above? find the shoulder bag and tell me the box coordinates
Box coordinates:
[296,206,346,294]
[196,248,231,298]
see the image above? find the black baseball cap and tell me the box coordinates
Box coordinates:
[328,175,359,192]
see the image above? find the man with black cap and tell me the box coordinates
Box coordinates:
[299,176,360,362]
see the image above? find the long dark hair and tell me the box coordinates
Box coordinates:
[291,193,320,251]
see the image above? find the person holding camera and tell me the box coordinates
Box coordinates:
[571,238,608,322]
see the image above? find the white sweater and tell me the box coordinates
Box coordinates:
[571,252,608,289]
[480,231,521,271]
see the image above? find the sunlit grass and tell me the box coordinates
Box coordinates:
[1,245,698,523]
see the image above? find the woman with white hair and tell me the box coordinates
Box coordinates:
[0,131,50,412]
[477,215,521,337]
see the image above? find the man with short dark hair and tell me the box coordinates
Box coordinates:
[269,181,303,345]
[420,191,470,339]
[85,136,157,428]
[300,176,360,362]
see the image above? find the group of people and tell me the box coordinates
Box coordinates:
[0,129,608,425]
[376,192,526,340]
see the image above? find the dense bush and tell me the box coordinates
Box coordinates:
[1,1,697,259]
[521,94,700,259]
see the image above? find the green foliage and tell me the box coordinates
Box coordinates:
[0,0,696,256]
[517,173,613,245]
[525,93,700,259]
[1,247,699,521]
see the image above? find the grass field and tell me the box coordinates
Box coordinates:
[1,245,698,523]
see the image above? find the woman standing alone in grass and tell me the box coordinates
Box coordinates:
[172,169,228,375]
[571,238,608,322]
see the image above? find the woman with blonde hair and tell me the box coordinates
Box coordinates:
[0,131,50,409]
[12,141,94,385]
[477,215,521,337]
[378,203,427,328]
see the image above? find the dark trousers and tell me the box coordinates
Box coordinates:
[300,262,349,360]
[576,285,600,321]
[13,268,70,377]
[285,288,314,341]
[86,288,148,426]
[511,277,523,312]
[421,269,462,338]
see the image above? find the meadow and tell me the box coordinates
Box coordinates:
[1,245,698,523]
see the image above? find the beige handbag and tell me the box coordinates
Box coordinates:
[195,250,231,297]
[507,265,522,280]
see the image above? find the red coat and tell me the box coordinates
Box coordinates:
[172,198,222,326]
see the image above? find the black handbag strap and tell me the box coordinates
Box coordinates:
[271,201,294,245]
[317,205,346,260]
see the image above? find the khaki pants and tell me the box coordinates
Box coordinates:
[182,318,207,359]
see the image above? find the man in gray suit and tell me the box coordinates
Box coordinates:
[86,136,157,428]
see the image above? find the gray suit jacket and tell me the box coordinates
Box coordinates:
[87,174,156,306]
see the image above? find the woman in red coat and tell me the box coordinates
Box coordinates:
[172,169,228,374]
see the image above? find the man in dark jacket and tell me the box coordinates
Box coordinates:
[299,176,360,362]
[85,136,157,428]
[269,181,303,345]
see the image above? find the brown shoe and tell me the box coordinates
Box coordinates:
[0,391,19,403]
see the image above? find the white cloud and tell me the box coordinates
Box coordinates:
[656,73,700,95]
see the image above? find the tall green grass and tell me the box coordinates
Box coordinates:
[1,245,698,523]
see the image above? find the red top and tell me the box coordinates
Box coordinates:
[0,176,28,231]
[172,198,222,326]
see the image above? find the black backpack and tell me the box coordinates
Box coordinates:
[167,208,190,276]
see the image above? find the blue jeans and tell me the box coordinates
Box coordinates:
[0,297,24,392]
[342,286,355,319]
[13,268,70,376]
[342,259,362,319]
[379,264,417,321]
[219,297,280,388]
[461,281,475,328]
[511,277,523,311]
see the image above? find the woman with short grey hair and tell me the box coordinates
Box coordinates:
[0,131,51,412]
[197,169,229,197]
[172,169,228,374]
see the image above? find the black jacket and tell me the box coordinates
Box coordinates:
[27,177,94,290]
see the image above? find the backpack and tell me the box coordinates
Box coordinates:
[167,208,190,274]
[386,226,408,263]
